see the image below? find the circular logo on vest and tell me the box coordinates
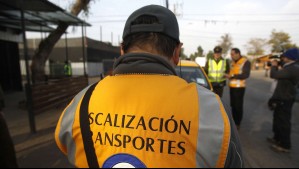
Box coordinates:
[103,154,147,168]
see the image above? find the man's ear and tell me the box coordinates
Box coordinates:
[173,43,183,65]
[120,44,125,56]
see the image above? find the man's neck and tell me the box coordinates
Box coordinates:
[234,57,242,62]
[213,57,222,61]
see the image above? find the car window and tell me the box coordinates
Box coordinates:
[175,66,210,90]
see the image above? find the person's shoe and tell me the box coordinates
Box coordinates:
[267,137,279,145]
[236,125,240,131]
[271,144,290,153]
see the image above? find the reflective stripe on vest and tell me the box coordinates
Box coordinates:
[195,85,231,168]
[55,86,91,166]
[208,59,226,83]
[229,58,247,88]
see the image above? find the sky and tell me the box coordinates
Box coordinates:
[28,0,299,56]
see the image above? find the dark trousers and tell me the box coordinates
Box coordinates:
[0,112,18,168]
[230,88,246,126]
[273,100,294,149]
[213,86,224,98]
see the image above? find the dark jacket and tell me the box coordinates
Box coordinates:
[271,62,299,101]
[0,113,18,168]
[0,85,4,111]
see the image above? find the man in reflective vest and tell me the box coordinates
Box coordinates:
[55,5,243,168]
[64,61,72,77]
[205,46,230,97]
[226,48,251,130]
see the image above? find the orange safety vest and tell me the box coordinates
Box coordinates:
[55,75,231,168]
[229,58,247,88]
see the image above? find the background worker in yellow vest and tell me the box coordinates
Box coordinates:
[205,46,230,97]
[64,61,72,77]
[225,48,251,130]
[55,5,243,168]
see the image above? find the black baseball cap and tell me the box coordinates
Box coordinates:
[214,46,223,53]
[122,5,180,42]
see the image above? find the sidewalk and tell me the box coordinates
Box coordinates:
[3,91,73,168]
[3,78,101,168]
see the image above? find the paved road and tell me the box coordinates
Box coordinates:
[3,72,299,168]
[222,71,299,168]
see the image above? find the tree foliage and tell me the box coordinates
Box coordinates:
[180,48,188,60]
[246,38,267,55]
[31,0,93,83]
[268,30,297,53]
[206,50,214,60]
[218,34,233,55]
[189,46,204,61]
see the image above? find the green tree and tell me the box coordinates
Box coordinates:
[196,46,204,57]
[180,48,188,60]
[206,50,214,60]
[268,30,297,53]
[31,0,93,83]
[189,46,204,61]
[190,54,196,61]
[218,34,233,55]
[246,38,267,55]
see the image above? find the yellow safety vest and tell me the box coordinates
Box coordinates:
[208,59,227,83]
[229,58,247,88]
[64,64,72,76]
[55,75,231,168]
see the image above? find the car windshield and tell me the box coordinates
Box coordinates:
[175,66,210,90]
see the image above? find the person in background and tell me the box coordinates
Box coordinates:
[265,61,271,77]
[0,84,18,168]
[64,61,72,77]
[268,48,299,153]
[205,46,230,97]
[226,48,251,130]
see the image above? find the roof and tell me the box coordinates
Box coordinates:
[20,37,120,62]
[0,0,90,32]
[179,60,200,67]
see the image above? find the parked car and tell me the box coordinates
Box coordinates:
[175,60,213,91]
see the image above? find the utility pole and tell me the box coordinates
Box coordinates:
[100,26,102,41]
[166,0,169,9]
[111,32,113,45]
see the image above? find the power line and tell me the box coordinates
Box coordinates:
[89,12,299,18]
[183,13,299,16]
[181,18,299,24]
[88,18,299,24]
[181,28,299,36]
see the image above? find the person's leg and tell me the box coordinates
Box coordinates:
[0,112,18,168]
[273,107,280,142]
[265,69,269,77]
[230,88,237,124]
[269,102,282,144]
[213,86,224,98]
[230,88,245,127]
[278,101,294,149]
